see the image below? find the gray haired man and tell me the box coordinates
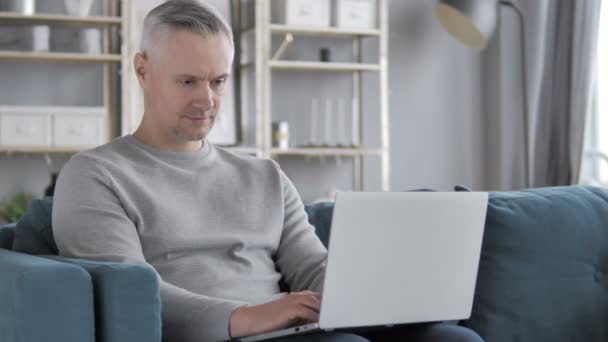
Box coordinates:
[52,1,483,342]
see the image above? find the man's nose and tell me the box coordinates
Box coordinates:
[192,83,214,110]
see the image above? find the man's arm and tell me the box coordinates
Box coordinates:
[52,155,246,342]
[274,168,328,293]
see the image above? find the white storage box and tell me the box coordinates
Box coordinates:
[333,0,377,29]
[52,107,106,148]
[272,0,331,27]
[0,106,52,147]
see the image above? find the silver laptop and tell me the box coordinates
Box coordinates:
[236,191,489,342]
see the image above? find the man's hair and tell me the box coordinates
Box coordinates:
[140,0,234,55]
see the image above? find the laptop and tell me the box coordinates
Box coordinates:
[235,191,489,342]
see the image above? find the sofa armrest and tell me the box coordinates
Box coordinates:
[0,249,95,342]
[45,256,162,342]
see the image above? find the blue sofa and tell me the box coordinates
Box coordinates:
[1,185,608,342]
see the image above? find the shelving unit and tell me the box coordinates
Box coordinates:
[0,12,122,25]
[269,24,381,37]
[0,147,86,154]
[237,0,390,191]
[268,60,380,72]
[270,147,383,157]
[0,51,121,63]
[0,0,124,154]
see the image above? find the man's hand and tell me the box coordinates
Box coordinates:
[229,291,321,338]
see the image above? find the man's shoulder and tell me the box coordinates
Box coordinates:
[213,145,279,170]
[65,137,132,171]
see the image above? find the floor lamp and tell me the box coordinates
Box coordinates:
[433,0,531,187]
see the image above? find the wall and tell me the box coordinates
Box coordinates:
[0,0,486,204]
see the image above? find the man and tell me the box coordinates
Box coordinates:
[52,1,482,342]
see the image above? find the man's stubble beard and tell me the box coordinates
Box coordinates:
[172,109,217,142]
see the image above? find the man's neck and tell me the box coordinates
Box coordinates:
[132,128,203,152]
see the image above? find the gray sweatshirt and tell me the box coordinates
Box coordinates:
[52,135,328,342]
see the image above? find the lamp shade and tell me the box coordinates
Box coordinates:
[433,0,498,49]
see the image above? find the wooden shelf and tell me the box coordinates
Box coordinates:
[0,12,122,26]
[241,25,380,38]
[0,147,86,154]
[269,61,380,72]
[269,24,380,37]
[271,147,383,156]
[223,146,258,155]
[0,51,121,63]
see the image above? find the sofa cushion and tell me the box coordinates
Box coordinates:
[462,185,608,342]
[12,197,58,255]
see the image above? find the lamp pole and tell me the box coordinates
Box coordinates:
[499,0,531,188]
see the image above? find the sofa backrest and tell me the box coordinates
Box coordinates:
[462,185,608,342]
[11,197,58,255]
[0,223,16,250]
[304,202,334,248]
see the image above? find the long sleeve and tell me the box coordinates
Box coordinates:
[52,155,246,342]
[274,169,328,293]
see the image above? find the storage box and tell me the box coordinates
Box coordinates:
[52,107,106,148]
[272,0,331,27]
[333,0,377,29]
[0,106,106,149]
[0,106,51,147]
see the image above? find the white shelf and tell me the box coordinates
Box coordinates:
[0,147,85,154]
[0,12,122,26]
[0,51,121,63]
[269,60,380,72]
[224,146,258,155]
[271,147,383,157]
[269,24,380,37]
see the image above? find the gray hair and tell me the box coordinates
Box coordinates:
[140,0,234,55]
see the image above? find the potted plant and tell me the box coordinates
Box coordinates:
[0,192,33,224]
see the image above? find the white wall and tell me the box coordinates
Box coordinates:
[0,0,487,204]
[386,0,484,191]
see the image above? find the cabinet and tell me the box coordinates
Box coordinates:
[0,0,123,153]
[236,0,390,191]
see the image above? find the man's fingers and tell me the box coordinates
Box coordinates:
[299,295,321,313]
[298,291,321,300]
[294,306,320,324]
[290,292,321,313]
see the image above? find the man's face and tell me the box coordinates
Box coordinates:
[135,29,233,144]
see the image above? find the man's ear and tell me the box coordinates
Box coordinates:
[134,52,148,88]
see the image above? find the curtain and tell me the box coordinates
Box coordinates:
[481,0,601,190]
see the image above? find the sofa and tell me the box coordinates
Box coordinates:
[1,185,607,342]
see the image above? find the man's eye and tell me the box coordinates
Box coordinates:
[181,79,197,86]
[213,79,226,87]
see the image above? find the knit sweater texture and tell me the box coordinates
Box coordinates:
[52,135,327,342]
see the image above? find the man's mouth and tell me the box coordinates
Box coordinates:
[183,115,212,122]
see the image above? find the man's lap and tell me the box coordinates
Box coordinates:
[267,332,367,342]
[359,322,484,342]
[267,323,483,342]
